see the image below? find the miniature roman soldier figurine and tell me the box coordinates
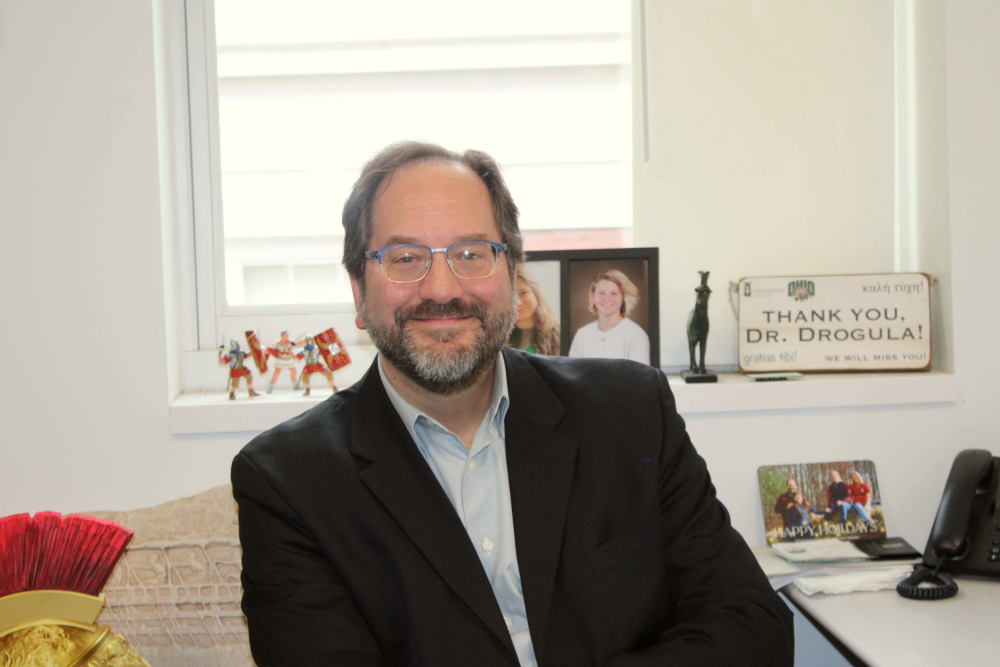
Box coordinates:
[265,330,305,393]
[298,336,337,397]
[219,339,260,400]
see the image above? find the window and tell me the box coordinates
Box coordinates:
[191,0,632,319]
[183,2,937,374]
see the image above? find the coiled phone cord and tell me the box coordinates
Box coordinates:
[896,558,959,600]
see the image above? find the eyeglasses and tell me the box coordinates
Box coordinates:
[363,241,509,283]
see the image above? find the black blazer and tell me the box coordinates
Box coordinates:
[232,349,793,667]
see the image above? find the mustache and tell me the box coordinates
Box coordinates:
[395,299,489,327]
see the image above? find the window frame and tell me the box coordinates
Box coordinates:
[186,0,358,355]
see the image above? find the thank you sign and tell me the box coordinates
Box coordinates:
[738,274,931,372]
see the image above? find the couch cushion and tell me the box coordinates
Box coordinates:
[89,484,254,667]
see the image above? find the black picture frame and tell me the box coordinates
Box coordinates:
[520,247,660,368]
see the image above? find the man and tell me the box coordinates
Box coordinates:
[232,141,793,666]
[774,478,799,530]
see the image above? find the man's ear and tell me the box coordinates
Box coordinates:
[350,276,366,330]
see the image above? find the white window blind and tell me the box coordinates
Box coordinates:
[212,0,633,307]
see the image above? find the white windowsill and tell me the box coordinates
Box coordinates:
[666,370,958,415]
[169,364,959,435]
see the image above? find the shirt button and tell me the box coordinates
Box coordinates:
[504,616,512,628]
[467,461,476,471]
[482,537,493,552]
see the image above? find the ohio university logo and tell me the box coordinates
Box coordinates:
[788,279,815,301]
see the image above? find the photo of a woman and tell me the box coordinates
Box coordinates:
[848,471,873,523]
[568,269,651,364]
[507,265,560,355]
[823,470,853,523]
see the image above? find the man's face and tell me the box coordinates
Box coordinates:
[351,161,516,395]
[787,480,797,493]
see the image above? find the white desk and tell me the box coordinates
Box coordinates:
[782,575,999,666]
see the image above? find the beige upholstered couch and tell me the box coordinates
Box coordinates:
[90,485,254,667]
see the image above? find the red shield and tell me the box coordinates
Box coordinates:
[314,327,351,372]
[244,330,269,373]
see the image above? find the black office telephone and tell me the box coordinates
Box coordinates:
[897,449,1000,600]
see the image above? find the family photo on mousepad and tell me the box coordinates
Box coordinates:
[759,460,887,544]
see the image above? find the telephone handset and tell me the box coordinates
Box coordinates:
[897,449,1000,600]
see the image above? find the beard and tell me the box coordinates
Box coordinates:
[360,285,517,395]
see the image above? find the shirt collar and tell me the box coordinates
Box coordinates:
[377,351,509,442]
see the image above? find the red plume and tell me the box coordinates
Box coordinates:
[0,512,133,597]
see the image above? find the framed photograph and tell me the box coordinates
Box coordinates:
[758,460,886,544]
[512,248,659,368]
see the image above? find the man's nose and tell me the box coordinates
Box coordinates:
[418,251,463,304]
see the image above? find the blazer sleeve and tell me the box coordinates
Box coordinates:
[605,371,794,667]
[232,451,386,667]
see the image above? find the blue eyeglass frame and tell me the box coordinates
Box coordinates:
[363,241,509,283]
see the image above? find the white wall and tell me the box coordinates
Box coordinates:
[1,1,998,553]
[645,0,1000,547]
[634,0,898,370]
[0,1,248,516]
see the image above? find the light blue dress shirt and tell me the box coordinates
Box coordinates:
[378,354,537,667]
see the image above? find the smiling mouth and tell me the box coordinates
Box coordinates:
[412,317,472,325]
[395,298,488,332]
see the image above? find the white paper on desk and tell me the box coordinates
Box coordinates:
[752,546,802,577]
[793,566,913,596]
[771,539,872,563]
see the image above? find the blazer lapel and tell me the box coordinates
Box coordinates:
[502,349,579,664]
[350,360,517,658]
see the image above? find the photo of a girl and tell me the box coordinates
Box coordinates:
[508,265,560,355]
[568,268,651,365]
